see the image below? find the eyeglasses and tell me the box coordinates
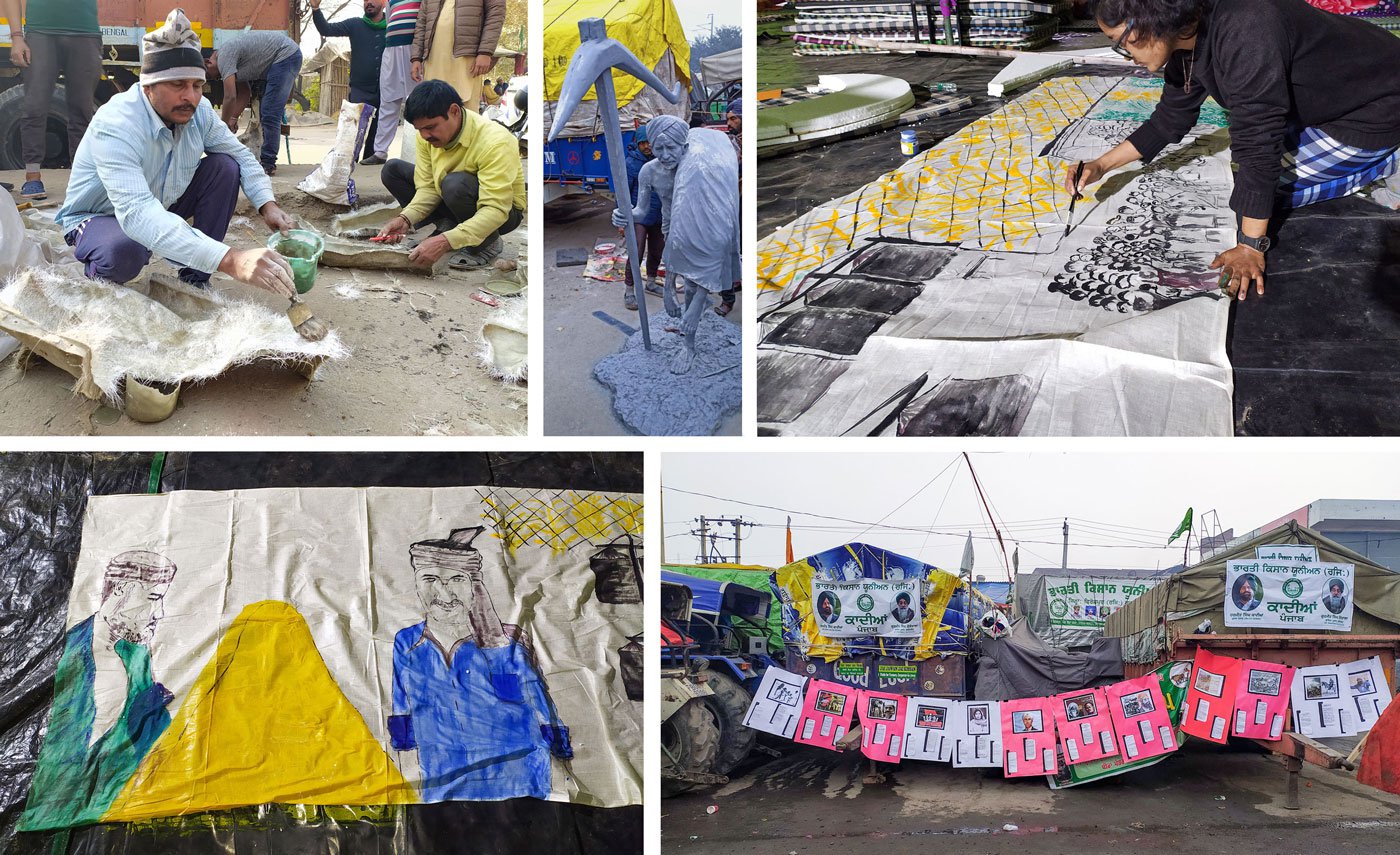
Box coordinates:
[1112,21,1135,58]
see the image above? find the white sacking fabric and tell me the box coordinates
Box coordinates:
[298,99,376,206]
[0,268,348,402]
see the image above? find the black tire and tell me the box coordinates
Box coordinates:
[661,698,719,798]
[702,670,757,776]
[0,83,74,170]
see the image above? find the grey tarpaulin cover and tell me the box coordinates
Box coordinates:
[973,618,1123,701]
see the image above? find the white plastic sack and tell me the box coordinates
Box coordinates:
[298,100,375,206]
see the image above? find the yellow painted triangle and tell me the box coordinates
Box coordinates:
[105,600,415,821]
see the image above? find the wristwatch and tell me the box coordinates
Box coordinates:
[1237,231,1271,253]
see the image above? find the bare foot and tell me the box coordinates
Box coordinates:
[669,347,694,374]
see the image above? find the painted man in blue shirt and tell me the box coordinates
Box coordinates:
[56,10,298,297]
[388,526,571,802]
[19,551,177,831]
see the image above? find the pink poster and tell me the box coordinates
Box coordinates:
[1050,687,1118,764]
[857,690,908,762]
[1105,674,1178,762]
[1233,660,1294,740]
[793,679,858,752]
[1000,697,1056,777]
[1182,648,1244,744]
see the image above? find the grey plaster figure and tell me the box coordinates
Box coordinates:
[615,115,739,373]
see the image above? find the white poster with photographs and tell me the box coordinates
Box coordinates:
[902,697,956,762]
[1224,559,1354,631]
[811,579,922,638]
[1290,663,1359,738]
[1344,656,1393,732]
[742,667,809,739]
[951,699,1003,768]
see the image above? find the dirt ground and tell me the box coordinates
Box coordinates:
[663,742,1400,855]
[0,122,527,436]
[543,195,742,436]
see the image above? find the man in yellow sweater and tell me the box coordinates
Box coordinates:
[375,79,524,269]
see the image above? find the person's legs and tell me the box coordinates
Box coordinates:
[439,172,498,249]
[67,216,153,284]
[167,153,241,284]
[61,35,102,163]
[644,223,663,280]
[374,98,401,158]
[361,101,380,162]
[258,51,301,169]
[1278,125,1400,211]
[20,31,60,186]
[381,158,453,226]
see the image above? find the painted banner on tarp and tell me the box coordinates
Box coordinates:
[17,487,645,832]
[953,699,1003,768]
[1224,559,1354,630]
[1043,576,1161,629]
[742,667,808,739]
[902,696,957,762]
[794,679,859,751]
[1001,697,1056,777]
[1232,660,1293,740]
[1182,648,1242,744]
[1050,687,1117,765]
[811,579,922,638]
[857,690,908,762]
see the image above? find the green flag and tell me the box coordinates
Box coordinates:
[1168,508,1193,545]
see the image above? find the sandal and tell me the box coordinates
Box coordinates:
[715,303,733,317]
[643,279,664,296]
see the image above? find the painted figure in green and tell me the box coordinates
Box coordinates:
[19,551,178,831]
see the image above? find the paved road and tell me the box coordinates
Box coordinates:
[663,742,1400,854]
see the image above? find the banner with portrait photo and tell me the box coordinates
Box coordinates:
[1001,698,1056,778]
[1232,660,1293,741]
[1050,687,1117,765]
[1345,656,1393,732]
[1105,672,1178,762]
[1224,559,1354,631]
[1291,663,1358,738]
[742,667,808,739]
[953,699,1003,768]
[17,487,645,832]
[1182,648,1242,744]
[794,679,859,751]
[857,689,908,762]
[902,696,957,762]
[811,579,922,638]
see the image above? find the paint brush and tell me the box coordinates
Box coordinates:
[287,296,330,342]
[1065,161,1085,236]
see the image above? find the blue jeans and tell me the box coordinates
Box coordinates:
[259,51,302,167]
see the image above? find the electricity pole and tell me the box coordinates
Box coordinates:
[692,516,754,564]
[1061,518,1069,571]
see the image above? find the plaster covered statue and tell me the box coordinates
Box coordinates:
[612,115,740,373]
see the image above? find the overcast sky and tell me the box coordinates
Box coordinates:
[677,0,742,39]
[660,451,1400,576]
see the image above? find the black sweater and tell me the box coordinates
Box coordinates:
[1126,0,1400,220]
[312,9,387,105]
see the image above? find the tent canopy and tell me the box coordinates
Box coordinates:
[543,0,691,105]
[1105,520,1400,639]
[661,564,782,650]
[698,47,741,90]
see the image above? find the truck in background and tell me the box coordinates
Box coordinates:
[541,0,690,205]
[0,0,294,169]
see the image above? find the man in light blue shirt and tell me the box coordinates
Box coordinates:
[56,9,298,297]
